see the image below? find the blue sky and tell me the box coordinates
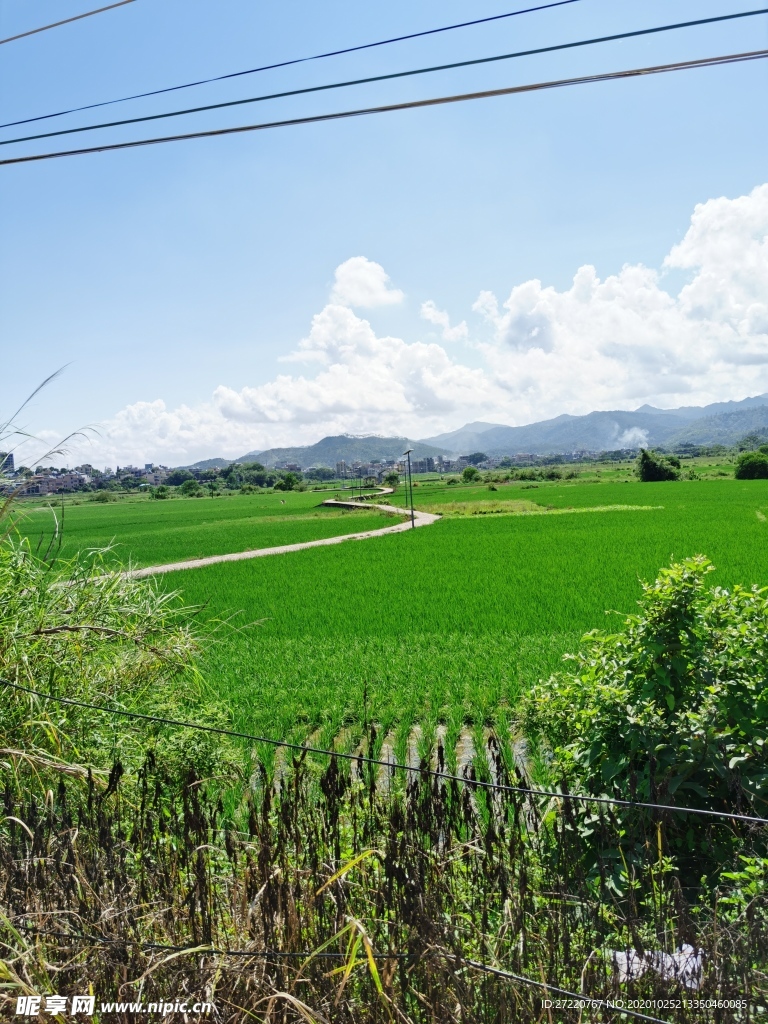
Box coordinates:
[1,0,767,465]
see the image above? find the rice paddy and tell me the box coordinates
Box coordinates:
[15,476,768,751]
[173,477,768,753]
[12,490,400,567]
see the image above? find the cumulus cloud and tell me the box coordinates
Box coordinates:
[472,184,768,422]
[330,256,404,307]
[420,300,468,341]
[67,185,768,466]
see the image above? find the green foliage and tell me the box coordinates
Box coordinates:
[179,478,204,497]
[304,466,335,482]
[274,471,301,491]
[461,465,480,482]
[89,489,116,503]
[735,450,768,479]
[165,468,194,486]
[636,448,680,481]
[150,485,169,499]
[383,471,399,489]
[466,452,488,466]
[522,556,768,873]
[0,537,229,780]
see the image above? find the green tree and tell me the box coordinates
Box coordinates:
[466,452,489,466]
[522,556,768,878]
[179,478,203,497]
[383,471,399,489]
[735,451,768,479]
[166,469,194,486]
[636,448,679,481]
[462,465,480,483]
[274,472,301,491]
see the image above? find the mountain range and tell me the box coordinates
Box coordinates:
[179,394,768,470]
[420,394,768,456]
[237,435,450,469]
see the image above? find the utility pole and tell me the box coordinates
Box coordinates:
[402,449,415,529]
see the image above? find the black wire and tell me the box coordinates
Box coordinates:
[15,928,411,959]
[0,0,584,129]
[7,928,677,1023]
[459,958,674,1024]
[3,676,766,824]
[2,50,767,168]
[0,0,136,47]
[4,8,766,149]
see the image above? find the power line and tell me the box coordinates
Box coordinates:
[4,8,767,149]
[3,677,766,824]
[5,927,677,1024]
[459,958,674,1024]
[0,0,584,129]
[14,928,411,959]
[0,0,136,47]
[2,50,767,169]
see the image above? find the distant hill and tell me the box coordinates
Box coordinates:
[664,406,768,447]
[178,457,232,471]
[173,394,768,470]
[238,434,450,469]
[419,394,768,455]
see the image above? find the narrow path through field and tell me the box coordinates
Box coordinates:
[127,496,439,578]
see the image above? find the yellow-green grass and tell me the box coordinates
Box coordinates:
[11,490,402,567]
[173,478,768,756]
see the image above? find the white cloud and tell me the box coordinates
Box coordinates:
[420,300,468,341]
[62,185,768,466]
[330,256,404,308]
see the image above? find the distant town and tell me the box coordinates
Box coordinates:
[0,447,652,496]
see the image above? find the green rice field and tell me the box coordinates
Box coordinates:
[12,490,400,567]
[15,476,768,765]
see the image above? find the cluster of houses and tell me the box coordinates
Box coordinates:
[0,454,171,495]
[0,445,631,497]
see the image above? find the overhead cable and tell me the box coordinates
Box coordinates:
[3,677,766,824]
[459,958,674,1024]
[0,0,584,128]
[0,0,136,47]
[3,8,767,149]
[8,929,681,1021]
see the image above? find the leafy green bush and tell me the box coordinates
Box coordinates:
[179,478,204,497]
[89,489,116,503]
[274,471,301,491]
[522,556,768,876]
[150,485,169,499]
[735,451,768,479]
[461,466,480,483]
[166,469,194,486]
[636,448,680,481]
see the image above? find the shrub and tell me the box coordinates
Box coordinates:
[383,471,399,489]
[522,556,768,878]
[89,489,116,503]
[735,451,768,479]
[636,448,679,481]
[166,469,194,486]
[179,479,204,497]
[461,466,480,483]
[446,476,460,486]
[274,472,301,492]
[150,485,169,499]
